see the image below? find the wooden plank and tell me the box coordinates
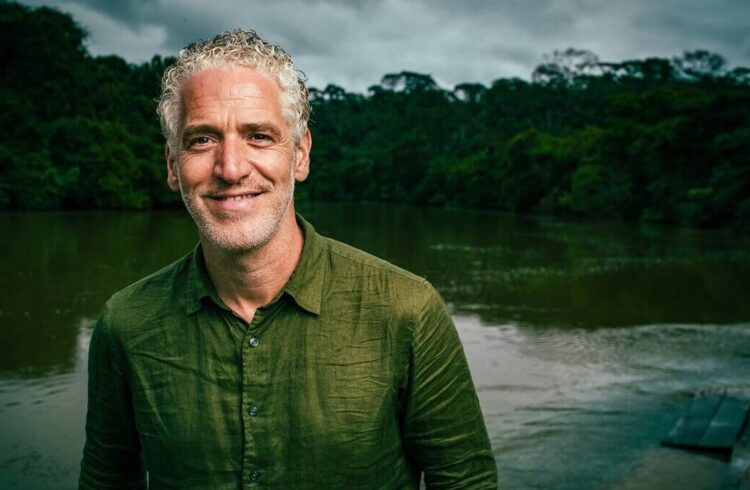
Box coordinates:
[662,394,723,448]
[662,391,750,454]
[700,397,750,449]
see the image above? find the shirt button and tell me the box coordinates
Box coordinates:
[248,404,259,417]
[250,470,260,482]
[248,337,259,348]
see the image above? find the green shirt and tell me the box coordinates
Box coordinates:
[80,216,497,489]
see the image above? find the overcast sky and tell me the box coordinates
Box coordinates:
[19,0,750,92]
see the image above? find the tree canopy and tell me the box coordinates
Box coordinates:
[3,1,749,231]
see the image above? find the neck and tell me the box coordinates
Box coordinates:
[201,209,304,323]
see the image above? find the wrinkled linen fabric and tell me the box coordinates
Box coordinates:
[80,215,497,489]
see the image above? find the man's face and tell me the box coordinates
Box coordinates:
[166,66,311,253]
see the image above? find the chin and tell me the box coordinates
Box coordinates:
[198,217,280,253]
[181,183,295,254]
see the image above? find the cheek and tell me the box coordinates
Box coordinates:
[252,150,294,175]
[178,154,214,183]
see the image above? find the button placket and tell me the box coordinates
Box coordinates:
[242,303,283,487]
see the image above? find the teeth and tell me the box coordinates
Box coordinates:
[222,193,258,201]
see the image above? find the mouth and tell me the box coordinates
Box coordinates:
[203,190,265,212]
[209,191,261,201]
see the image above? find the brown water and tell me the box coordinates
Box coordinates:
[1,202,749,489]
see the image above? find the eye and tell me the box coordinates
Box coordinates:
[189,136,211,147]
[182,135,214,150]
[248,133,274,146]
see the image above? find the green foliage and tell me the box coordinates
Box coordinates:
[304,44,750,231]
[2,1,750,232]
[0,1,176,210]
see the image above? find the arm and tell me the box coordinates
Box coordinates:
[402,283,498,489]
[79,304,146,490]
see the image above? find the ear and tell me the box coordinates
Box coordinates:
[165,144,180,192]
[293,129,312,182]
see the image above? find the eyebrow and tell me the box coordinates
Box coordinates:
[240,123,283,139]
[181,122,284,142]
[181,124,219,146]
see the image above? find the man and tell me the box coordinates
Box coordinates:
[80,30,497,489]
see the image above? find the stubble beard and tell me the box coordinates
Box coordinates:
[179,166,296,254]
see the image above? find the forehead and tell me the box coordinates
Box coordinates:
[179,66,285,124]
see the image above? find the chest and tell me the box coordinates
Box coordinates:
[123,307,412,474]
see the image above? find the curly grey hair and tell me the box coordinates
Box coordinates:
[157,29,310,150]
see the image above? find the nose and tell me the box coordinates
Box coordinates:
[213,135,251,184]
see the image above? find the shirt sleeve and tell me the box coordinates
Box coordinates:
[79,304,147,490]
[401,283,498,489]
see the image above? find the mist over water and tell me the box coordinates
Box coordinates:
[1,203,749,489]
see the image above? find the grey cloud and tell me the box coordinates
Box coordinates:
[636,8,750,64]
[75,0,160,25]
[143,0,347,58]
[16,0,750,92]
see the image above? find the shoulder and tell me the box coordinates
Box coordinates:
[107,252,191,309]
[97,251,193,335]
[321,235,443,316]
[325,235,427,284]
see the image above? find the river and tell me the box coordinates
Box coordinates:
[1,202,749,489]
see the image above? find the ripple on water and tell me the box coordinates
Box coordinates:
[455,316,750,489]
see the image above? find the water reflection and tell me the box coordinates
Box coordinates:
[1,204,749,489]
[303,202,750,327]
[0,211,197,373]
[0,318,92,489]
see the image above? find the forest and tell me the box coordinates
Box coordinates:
[2,1,749,231]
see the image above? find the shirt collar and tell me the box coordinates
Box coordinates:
[184,244,218,315]
[283,214,326,316]
[183,213,327,316]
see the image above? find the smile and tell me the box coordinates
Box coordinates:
[211,192,260,201]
